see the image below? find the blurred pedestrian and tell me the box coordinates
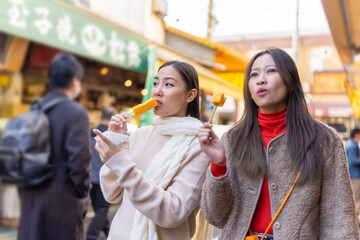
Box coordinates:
[17,53,92,240]
[346,127,360,224]
[198,47,359,239]
[87,106,117,240]
[93,61,210,240]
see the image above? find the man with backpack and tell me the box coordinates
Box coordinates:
[17,53,92,240]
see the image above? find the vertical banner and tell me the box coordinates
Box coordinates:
[138,46,157,127]
[345,80,360,118]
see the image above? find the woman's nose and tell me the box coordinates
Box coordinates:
[153,85,163,96]
[256,74,266,85]
[257,80,265,85]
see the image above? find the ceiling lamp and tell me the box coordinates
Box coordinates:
[100,67,108,75]
[141,89,148,96]
[125,80,132,87]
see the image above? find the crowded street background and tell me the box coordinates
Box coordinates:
[1,0,360,239]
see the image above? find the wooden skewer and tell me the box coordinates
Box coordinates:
[208,106,217,123]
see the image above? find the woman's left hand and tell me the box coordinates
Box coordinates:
[93,129,130,163]
[198,123,226,165]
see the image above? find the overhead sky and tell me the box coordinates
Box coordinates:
[164,0,330,38]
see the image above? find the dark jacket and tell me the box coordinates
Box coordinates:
[90,124,107,184]
[17,91,92,240]
[346,138,360,178]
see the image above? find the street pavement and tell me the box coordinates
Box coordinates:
[1,217,359,239]
[0,203,119,240]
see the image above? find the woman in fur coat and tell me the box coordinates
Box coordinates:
[198,48,359,239]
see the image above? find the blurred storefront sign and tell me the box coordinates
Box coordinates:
[312,72,346,94]
[0,0,149,73]
[308,102,354,118]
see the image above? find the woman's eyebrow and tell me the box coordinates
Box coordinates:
[251,64,276,71]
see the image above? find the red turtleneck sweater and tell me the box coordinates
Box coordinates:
[211,108,287,235]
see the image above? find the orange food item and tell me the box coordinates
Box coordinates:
[130,98,158,116]
[211,93,227,107]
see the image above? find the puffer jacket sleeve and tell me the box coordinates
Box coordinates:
[99,130,138,204]
[99,163,124,204]
[319,130,359,239]
[200,134,234,228]
[103,138,209,228]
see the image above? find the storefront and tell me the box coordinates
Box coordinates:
[0,0,153,127]
[0,0,152,226]
[322,0,360,119]
[309,71,357,139]
[0,0,247,125]
[0,0,249,232]
[0,0,149,72]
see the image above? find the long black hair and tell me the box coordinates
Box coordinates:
[158,61,200,119]
[227,48,322,184]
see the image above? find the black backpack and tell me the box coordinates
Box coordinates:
[0,97,68,186]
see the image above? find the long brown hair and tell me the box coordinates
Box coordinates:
[227,48,322,184]
[158,61,200,119]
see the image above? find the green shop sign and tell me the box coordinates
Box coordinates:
[0,0,149,73]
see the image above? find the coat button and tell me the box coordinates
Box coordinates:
[271,183,278,190]
[269,147,275,154]
[274,221,281,229]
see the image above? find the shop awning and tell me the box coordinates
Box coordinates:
[322,0,360,66]
[156,46,243,100]
[215,72,244,93]
[0,0,149,73]
[163,23,247,73]
[197,71,242,100]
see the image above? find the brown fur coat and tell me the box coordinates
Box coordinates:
[201,123,359,239]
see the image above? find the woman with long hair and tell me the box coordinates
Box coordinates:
[198,48,359,239]
[93,61,210,240]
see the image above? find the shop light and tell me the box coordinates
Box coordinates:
[0,74,10,87]
[125,80,132,87]
[141,89,148,96]
[354,53,360,63]
[100,67,108,75]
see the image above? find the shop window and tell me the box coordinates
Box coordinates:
[328,123,347,133]
[326,121,350,140]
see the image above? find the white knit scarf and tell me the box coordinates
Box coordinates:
[130,115,203,240]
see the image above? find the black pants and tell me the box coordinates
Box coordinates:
[86,184,110,240]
